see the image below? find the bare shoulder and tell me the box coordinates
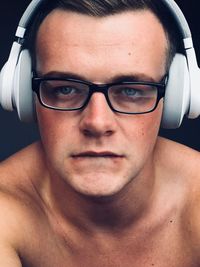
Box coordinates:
[156,137,200,259]
[0,142,50,265]
[155,136,200,199]
[0,141,48,236]
[156,136,200,168]
[0,191,24,267]
[0,186,48,267]
[0,141,47,191]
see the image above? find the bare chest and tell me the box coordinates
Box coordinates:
[22,224,198,267]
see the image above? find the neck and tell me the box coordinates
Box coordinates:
[44,158,157,234]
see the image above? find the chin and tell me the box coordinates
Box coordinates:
[69,173,130,201]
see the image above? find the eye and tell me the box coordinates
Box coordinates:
[54,86,77,95]
[121,87,140,96]
[111,86,144,98]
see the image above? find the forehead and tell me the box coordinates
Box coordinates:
[35,9,168,82]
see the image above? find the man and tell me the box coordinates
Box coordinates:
[0,0,200,266]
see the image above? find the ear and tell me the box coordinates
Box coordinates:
[161,53,190,129]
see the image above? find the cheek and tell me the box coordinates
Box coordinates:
[141,111,161,137]
[141,104,162,139]
[36,104,76,154]
[123,102,163,151]
[36,106,55,142]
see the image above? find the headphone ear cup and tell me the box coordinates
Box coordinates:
[14,49,35,122]
[185,47,200,119]
[0,62,13,110]
[161,53,190,129]
[0,42,22,111]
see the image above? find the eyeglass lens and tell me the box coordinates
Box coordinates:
[39,80,158,113]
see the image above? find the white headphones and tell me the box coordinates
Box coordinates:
[0,0,200,128]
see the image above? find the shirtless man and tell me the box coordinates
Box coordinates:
[0,0,200,266]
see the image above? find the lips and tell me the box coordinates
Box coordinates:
[71,151,124,158]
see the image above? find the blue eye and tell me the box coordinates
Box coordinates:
[55,86,76,95]
[122,88,138,96]
[113,86,143,98]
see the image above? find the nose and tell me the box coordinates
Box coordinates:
[79,92,117,138]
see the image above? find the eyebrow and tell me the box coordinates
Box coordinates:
[38,71,159,83]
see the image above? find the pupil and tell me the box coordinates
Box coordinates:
[125,88,136,95]
[60,87,72,94]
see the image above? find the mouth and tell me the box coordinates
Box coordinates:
[71,151,124,158]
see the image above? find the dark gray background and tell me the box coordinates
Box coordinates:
[0,0,200,161]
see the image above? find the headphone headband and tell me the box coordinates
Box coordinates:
[16,0,46,39]
[19,0,46,28]
[162,0,191,38]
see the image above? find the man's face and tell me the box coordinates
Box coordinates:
[35,9,167,198]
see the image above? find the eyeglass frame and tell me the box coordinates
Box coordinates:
[32,76,167,115]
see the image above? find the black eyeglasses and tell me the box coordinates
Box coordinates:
[32,77,166,114]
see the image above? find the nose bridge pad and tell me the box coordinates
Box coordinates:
[86,84,113,112]
[80,88,116,136]
[86,92,110,115]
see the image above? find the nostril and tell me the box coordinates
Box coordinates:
[82,128,114,138]
[104,130,113,136]
[82,129,93,137]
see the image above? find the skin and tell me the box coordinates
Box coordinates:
[36,9,165,199]
[0,8,200,267]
